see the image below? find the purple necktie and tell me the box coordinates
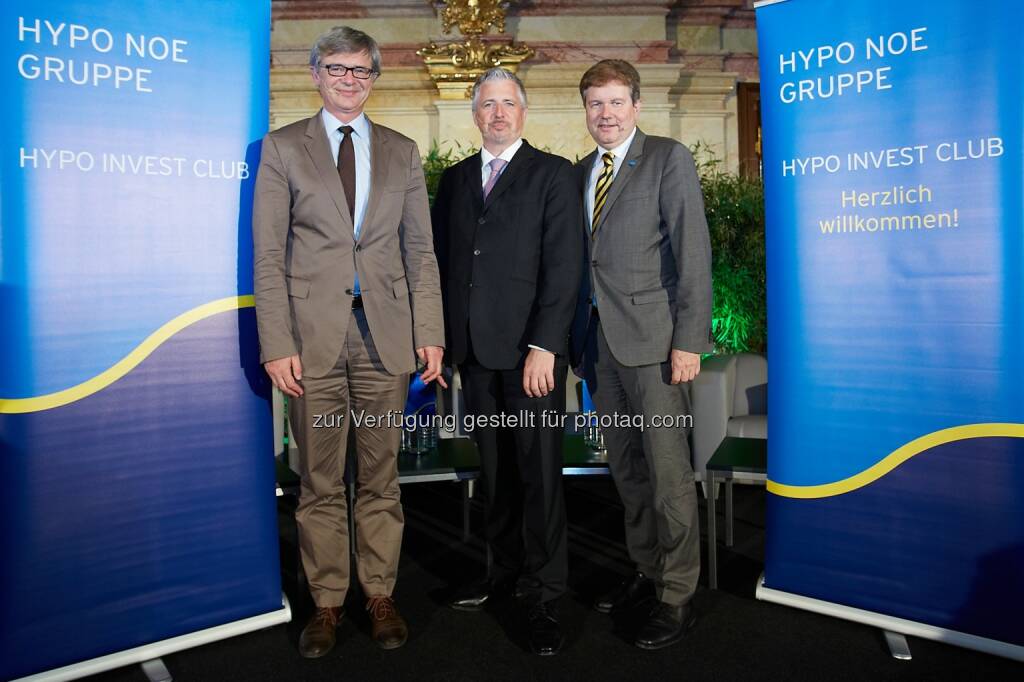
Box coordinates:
[482,158,507,199]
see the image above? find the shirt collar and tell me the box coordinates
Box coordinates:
[321,109,370,139]
[481,138,524,169]
[595,126,638,164]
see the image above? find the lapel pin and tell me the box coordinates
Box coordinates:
[628,159,637,167]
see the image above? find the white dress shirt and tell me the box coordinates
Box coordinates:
[479,138,550,354]
[479,138,523,187]
[585,126,638,230]
[586,126,638,309]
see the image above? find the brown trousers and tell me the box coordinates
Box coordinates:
[289,308,409,607]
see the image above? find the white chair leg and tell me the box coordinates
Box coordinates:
[701,480,721,501]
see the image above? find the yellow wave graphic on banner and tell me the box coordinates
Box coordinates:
[768,423,1024,498]
[0,296,255,414]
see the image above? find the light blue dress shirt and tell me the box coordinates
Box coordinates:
[322,109,372,294]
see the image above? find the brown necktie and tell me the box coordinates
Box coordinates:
[337,125,355,221]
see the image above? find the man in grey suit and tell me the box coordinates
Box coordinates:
[253,26,445,657]
[569,59,713,650]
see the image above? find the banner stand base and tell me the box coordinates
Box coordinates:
[13,594,292,682]
[756,575,1024,663]
[883,631,912,660]
[139,658,172,682]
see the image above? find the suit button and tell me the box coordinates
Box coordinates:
[468,282,474,288]
[473,249,481,256]
[477,217,486,225]
[355,245,362,252]
[344,288,354,295]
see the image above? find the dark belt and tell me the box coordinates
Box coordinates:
[351,295,363,309]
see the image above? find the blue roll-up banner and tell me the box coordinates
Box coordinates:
[757,0,1023,659]
[0,2,287,679]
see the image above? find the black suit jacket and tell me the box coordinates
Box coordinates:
[432,141,583,370]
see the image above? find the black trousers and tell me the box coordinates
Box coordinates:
[458,351,569,604]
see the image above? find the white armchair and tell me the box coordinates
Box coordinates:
[691,353,767,487]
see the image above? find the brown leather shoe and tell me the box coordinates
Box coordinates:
[366,596,408,650]
[298,606,342,658]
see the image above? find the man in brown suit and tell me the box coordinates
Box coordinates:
[253,26,445,657]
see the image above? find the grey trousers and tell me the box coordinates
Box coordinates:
[583,320,700,606]
[289,308,409,607]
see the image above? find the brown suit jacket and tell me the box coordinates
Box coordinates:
[253,112,444,377]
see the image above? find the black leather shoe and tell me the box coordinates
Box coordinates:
[448,578,515,611]
[634,602,696,650]
[594,571,656,613]
[528,601,564,656]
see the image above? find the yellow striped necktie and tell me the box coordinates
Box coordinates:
[592,151,615,231]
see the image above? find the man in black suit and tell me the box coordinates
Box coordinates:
[431,67,583,656]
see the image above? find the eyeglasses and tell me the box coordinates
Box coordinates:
[320,63,376,79]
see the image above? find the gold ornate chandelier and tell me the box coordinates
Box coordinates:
[418,0,534,99]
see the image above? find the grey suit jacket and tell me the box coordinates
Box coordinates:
[252,112,444,378]
[571,129,713,366]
